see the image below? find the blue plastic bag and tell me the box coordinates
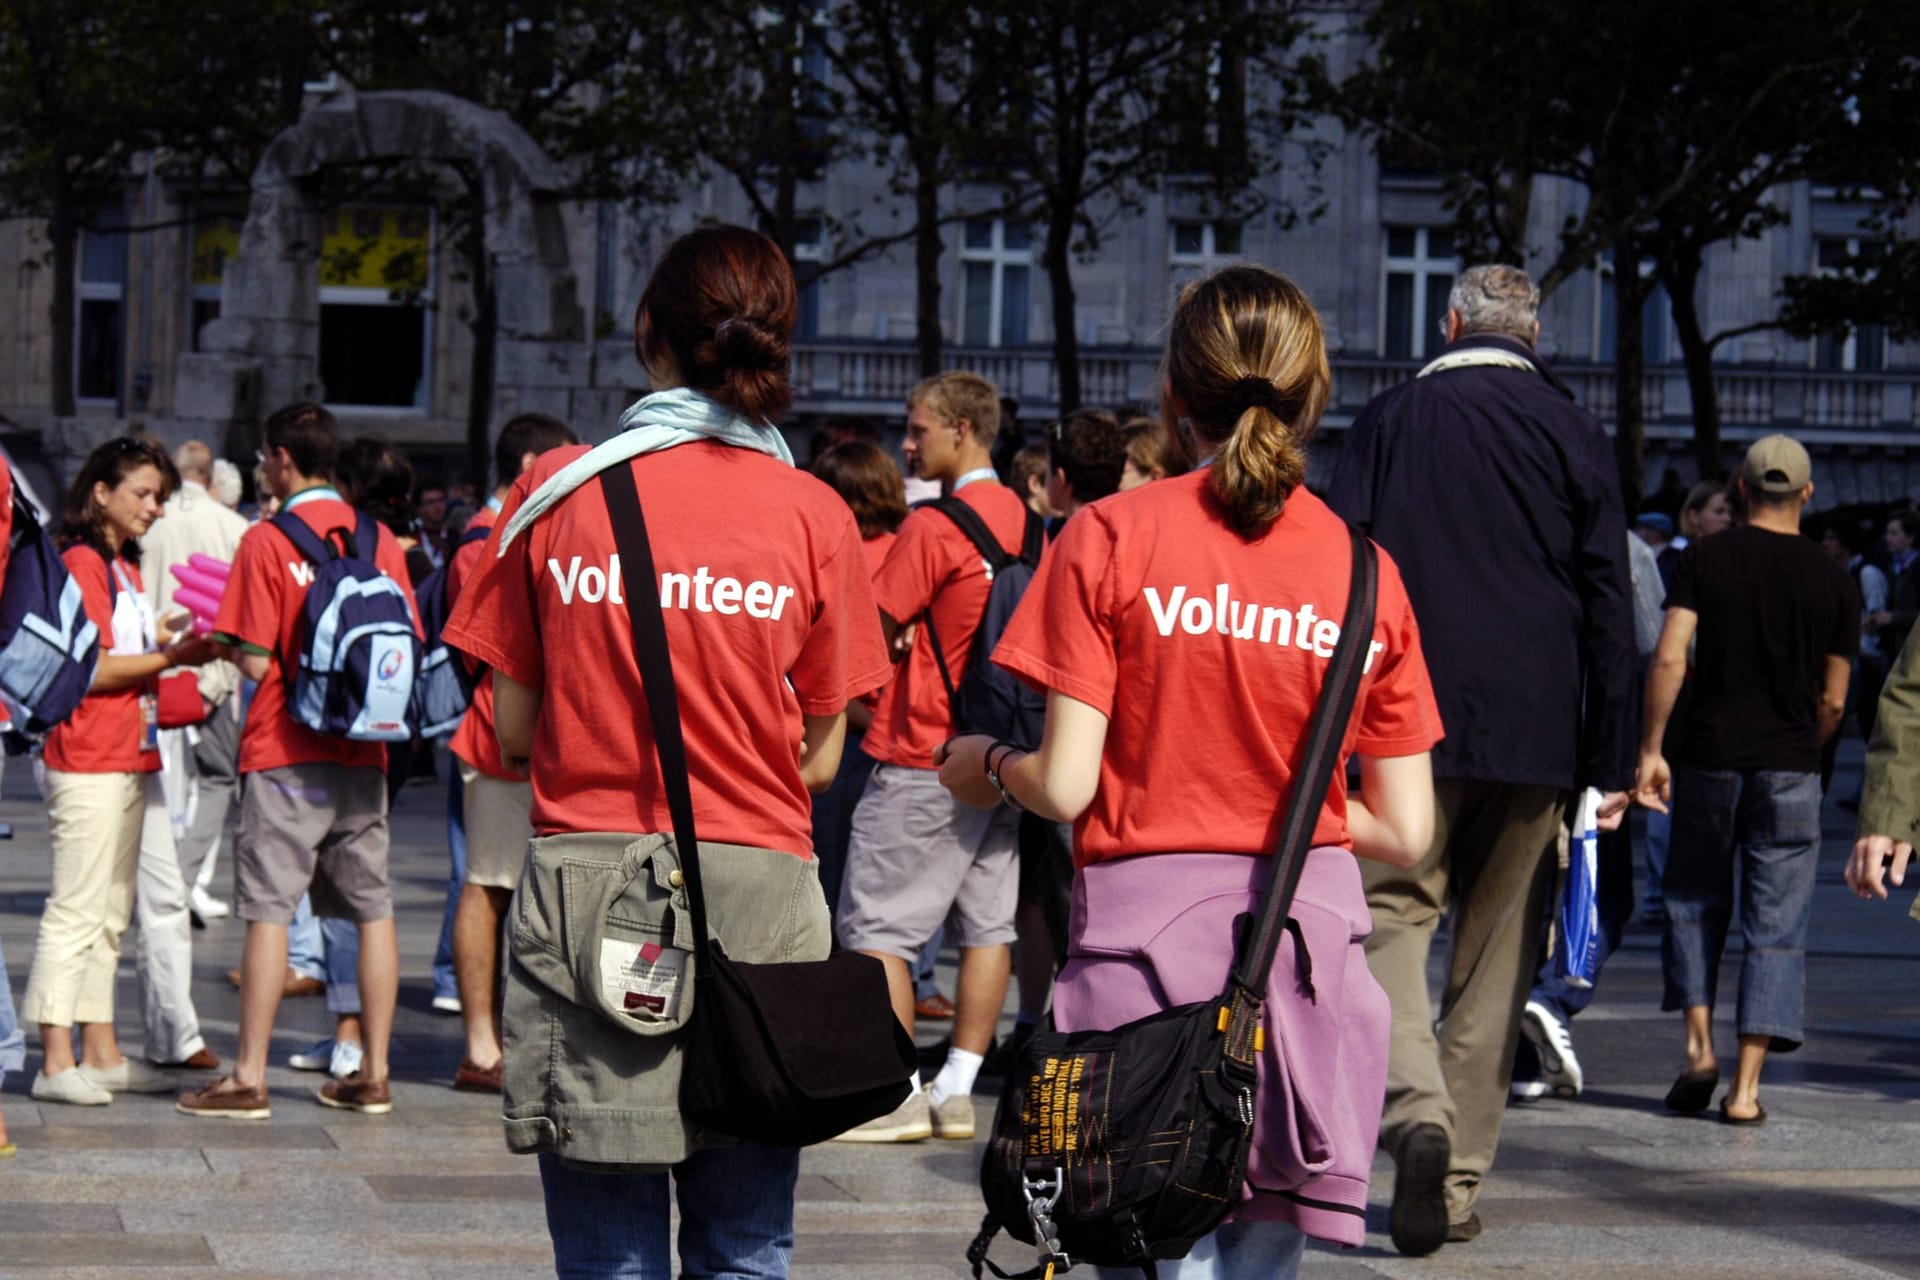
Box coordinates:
[1554,788,1602,989]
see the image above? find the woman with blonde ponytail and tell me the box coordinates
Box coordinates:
[937,266,1442,1278]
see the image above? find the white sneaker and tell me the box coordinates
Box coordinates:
[78,1058,175,1094]
[189,886,231,920]
[32,1067,112,1106]
[1521,1001,1584,1098]
[831,1091,932,1142]
[929,1091,975,1139]
[431,995,462,1015]
[328,1040,364,1079]
[1509,1078,1550,1103]
[288,1039,335,1072]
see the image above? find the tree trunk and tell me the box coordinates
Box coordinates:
[1612,250,1649,514]
[464,193,495,494]
[913,176,943,376]
[1665,252,1722,483]
[1045,214,1078,412]
[47,167,77,418]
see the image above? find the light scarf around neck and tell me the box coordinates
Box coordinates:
[496,386,793,555]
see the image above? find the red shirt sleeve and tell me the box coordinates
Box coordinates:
[1352,552,1445,757]
[64,549,116,649]
[993,507,1121,715]
[789,510,892,715]
[443,478,543,689]
[0,467,14,584]
[213,524,284,653]
[870,507,953,626]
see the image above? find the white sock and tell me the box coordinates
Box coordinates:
[907,1072,924,1095]
[929,1048,984,1107]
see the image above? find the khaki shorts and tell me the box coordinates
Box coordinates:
[461,763,534,890]
[836,763,1020,959]
[235,763,391,925]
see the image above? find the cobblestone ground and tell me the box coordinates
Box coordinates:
[1,743,1916,1279]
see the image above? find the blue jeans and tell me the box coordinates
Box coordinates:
[1093,1220,1303,1280]
[0,929,25,1094]
[1661,767,1822,1048]
[286,894,362,1015]
[539,1144,799,1279]
[433,765,465,1002]
[1642,806,1672,913]
[287,894,326,983]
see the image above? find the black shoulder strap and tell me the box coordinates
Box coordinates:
[1228,528,1378,1009]
[600,464,714,967]
[928,497,1015,572]
[271,511,331,565]
[1018,509,1045,567]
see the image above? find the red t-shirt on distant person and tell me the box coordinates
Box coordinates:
[862,480,1028,769]
[447,503,521,781]
[44,549,159,775]
[214,493,420,775]
[443,441,892,857]
[993,473,1443,866]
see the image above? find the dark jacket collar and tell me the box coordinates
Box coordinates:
[1442,332,1575,400]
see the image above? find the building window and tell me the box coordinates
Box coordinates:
[1814,237,1886,373]
[793,217,824,343]
[1594,255,1671,365]
[1169,220,1241,287]
[188,213,241,351]
[960,218,1030,349]
[76,210,130,403]
[1380,226,1455,361]
[317,206,432,410]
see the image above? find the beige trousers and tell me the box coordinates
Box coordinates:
[23,769,147,1028]
[1362,778,1565,1221]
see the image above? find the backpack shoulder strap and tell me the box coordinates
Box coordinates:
[1018,509,1045,567]
[271,511,331,565]
[351,512,381,562]
[927,497,1014,572]
[457,523,491,549]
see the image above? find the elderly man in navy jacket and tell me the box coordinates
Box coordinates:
[1327,263,1636,1256]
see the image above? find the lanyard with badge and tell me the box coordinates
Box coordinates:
[283,484,343,512]
[109,558,160,752]
[952,467,997,493]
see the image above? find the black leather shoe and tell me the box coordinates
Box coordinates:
[1390,1123,1452,1257]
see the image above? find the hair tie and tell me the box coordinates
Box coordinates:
[713,318,741,340]
[1230,375,1286,419]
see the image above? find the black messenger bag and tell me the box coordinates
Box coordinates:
[968,529,1378,1279]
[601,464,918,1147]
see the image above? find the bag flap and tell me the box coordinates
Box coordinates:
[707,949,914,1096]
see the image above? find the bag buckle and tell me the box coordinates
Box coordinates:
[1022,1167,1071,1274]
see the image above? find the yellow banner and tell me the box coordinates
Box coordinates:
[320,206,431,292]
[191,217,241,288]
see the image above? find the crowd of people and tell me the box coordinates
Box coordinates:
[0,228,1913,1280]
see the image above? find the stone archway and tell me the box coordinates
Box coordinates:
[173,88,584,465]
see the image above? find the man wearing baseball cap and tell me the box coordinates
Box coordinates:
[1634,434,1858,1127]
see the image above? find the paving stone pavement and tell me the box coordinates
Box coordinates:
[1,742,1917,1278]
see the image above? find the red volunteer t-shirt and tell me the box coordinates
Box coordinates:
[442,441,892,856]
[994,473,1443,866]
[215,494,420,775]
[855,531,897,715]
[45,548,160,775]
[447,504,520,781]
[863,481,1028,768]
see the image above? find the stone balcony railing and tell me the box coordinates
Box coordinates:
[789,341,1920,439]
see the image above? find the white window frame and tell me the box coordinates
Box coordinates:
[1168,220,1241,279]
[74,220,129,407]
[1812,235,1887,373]
[959,219,1032,349]
[1378,226,1456,362]
[317,206,435,414]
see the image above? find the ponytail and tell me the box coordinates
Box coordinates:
[1163,267,1330,539]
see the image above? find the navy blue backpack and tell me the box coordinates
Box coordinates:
[271,512,420,742]
[411,523,490,739]
[0,478,101,736]
[920,499,1047,748]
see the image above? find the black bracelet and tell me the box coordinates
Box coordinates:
[984,739,1025,811]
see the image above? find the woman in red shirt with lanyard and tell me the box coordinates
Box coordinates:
[21,437,215,1106]
[939,267,1443,1280]
[443,226,891,1280]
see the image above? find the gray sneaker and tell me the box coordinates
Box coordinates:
[32,1067,112,1106]
[78,1058,175,1095]
[929,1091,975,1139]
[830,1091,932,1143]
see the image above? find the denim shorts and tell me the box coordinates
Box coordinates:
[1660,767,1822,1048]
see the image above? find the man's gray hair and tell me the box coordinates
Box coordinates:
[210,458,243,508]
[1448,264,1540,341]
[172,439,214,483]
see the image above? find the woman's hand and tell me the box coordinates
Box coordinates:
[934,734,1001,809]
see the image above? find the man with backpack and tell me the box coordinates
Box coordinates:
[835,372,1040,1143]
[180,402,422,1120]
[439,412,576,1093]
